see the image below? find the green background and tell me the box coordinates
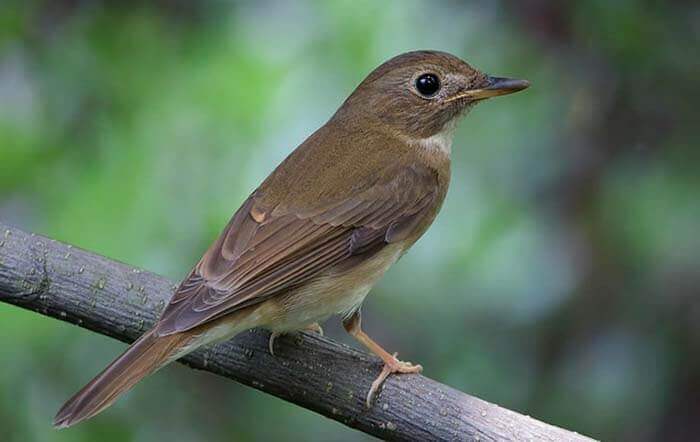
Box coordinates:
[1,1,698,441]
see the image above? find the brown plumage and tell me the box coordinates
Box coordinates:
[54,50,528,428]
[54,330,191,427]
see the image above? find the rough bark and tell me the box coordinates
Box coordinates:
[0,221,594,441]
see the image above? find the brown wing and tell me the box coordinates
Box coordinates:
[156,165,439,335]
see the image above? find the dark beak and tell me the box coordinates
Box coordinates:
[482,76,530,97]
[450,75,530,101]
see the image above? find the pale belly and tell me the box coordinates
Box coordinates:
[189,244,404,348]
[259,244,404,333]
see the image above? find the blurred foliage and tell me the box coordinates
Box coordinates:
[1,1,699,441]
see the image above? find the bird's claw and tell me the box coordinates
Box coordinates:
[268,331,281,356]
[366,353,422,408]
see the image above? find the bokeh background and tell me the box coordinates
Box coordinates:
[1,1,698,441]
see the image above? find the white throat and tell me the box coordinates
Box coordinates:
[408,100,477,157]
[415,129,455,155]
[410,117,460,156]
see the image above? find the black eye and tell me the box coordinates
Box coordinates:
[415,73,440,97]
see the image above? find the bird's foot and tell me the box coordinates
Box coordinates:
[366,352,422,408]
[269,323,323,356]
[303,322,324,336]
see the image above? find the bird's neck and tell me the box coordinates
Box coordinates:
[409,127,455,156]
[404,116,459,161]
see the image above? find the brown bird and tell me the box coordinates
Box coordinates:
[54,50,528,428]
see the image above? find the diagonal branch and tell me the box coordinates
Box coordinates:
[0,221,594,441]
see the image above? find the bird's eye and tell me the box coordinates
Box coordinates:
[415,73,440,97]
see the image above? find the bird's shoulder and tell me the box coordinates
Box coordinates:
[255,121,446,213]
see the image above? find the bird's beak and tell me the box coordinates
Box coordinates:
[448,75,530,102]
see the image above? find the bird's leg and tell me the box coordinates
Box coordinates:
[269,322,324,356]
[342,310,422,407]
[303,322,324,336]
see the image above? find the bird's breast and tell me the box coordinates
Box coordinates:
[258,244,405,332]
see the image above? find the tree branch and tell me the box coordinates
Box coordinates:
[0,221,594,441]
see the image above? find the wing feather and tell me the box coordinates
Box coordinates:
[156,165,438,335]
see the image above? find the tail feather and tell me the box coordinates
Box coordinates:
[54,330,191,429]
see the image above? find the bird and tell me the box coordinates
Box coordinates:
[53,50,529,428]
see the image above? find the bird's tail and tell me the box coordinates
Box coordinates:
[53,329,193,429]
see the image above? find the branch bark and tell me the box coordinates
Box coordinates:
[0,221,594,441]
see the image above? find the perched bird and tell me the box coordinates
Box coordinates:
[54,50,528,428]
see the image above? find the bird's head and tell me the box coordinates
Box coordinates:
[335,50,529,142]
